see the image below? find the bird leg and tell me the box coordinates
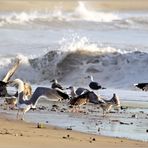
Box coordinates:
[16,109,20,120]
[21,112,25,120]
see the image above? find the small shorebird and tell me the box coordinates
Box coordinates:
[100,93,120,116]
[69,91,90,112]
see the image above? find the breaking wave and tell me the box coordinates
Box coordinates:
[0,37,148,89]
[0,1,120,27]
[0,1,148,29]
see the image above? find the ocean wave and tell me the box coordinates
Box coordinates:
[0,1,148,30]
[1,47,148,90]
[0,1,120,27]
[0,35,148,89]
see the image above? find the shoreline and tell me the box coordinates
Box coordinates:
[0,112,148,148]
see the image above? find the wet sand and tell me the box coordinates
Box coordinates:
[0,113,148,148]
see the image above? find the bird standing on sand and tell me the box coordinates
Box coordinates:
[9,79,70,120]
[100,93,120,116]
[66,86,88,98]
[67,86,100,104]
[50,79,64,90]
[87,75,104,90]
[69,90,90,112]
[8,79,33,120]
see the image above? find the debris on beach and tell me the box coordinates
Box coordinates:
[37,123,45,128]
[66,126,72,130]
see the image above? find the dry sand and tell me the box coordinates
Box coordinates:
[0,113,147,148]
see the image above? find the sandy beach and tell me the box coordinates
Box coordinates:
[0,112,147,148]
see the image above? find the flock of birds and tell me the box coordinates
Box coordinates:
[1,76,120,120]
[0,59,147,120]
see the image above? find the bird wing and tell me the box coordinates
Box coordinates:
[2,59,20,82]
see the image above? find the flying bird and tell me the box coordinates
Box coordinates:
[9,79,69,120]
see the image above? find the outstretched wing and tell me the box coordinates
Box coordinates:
[2,59,21,82]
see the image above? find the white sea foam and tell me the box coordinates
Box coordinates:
[1,36,148,91]
[0,1,120,27]
[0,1,148,30]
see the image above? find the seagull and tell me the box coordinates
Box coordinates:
[50,79,64,90]
[87,75,105,90]
[8,79,69,120]
[66,86,88,98]
[134,83,148,91]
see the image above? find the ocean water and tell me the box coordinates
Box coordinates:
[0,1,148,97]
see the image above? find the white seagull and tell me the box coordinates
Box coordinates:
[9,79,67,120]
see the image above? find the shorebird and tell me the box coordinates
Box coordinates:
[9,79,69,119]
[87,75,105,90]
[69,90,90,112]
[67,86,105,112]
[134,83,148,91]
[100,93,120,116]
[50,79,64,90]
